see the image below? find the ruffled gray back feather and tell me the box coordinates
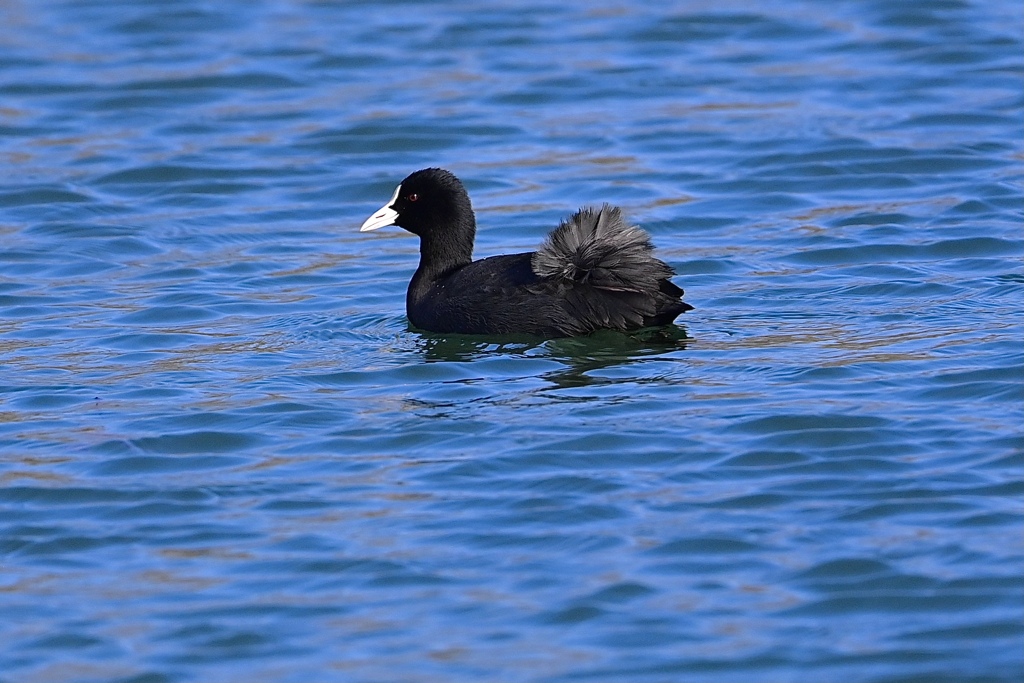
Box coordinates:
[531,205,673,292]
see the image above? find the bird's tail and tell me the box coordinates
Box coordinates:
[531,204,673,292]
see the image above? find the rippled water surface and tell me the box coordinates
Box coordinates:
[2,1,1022,681]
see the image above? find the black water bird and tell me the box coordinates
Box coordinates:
[359,168,692,337]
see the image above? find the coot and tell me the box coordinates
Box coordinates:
[360,168,692,337]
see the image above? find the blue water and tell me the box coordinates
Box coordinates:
[2,1,1022,681]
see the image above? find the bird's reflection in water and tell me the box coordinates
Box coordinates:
[415,325,689,389]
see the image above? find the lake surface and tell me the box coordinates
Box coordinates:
[1,1,1022,681]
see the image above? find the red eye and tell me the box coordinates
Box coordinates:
[407,193,419,202]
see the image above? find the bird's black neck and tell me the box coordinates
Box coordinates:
[412,207,476,282]
[406,211,476,320]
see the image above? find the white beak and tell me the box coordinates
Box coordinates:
[359,184,401,232]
